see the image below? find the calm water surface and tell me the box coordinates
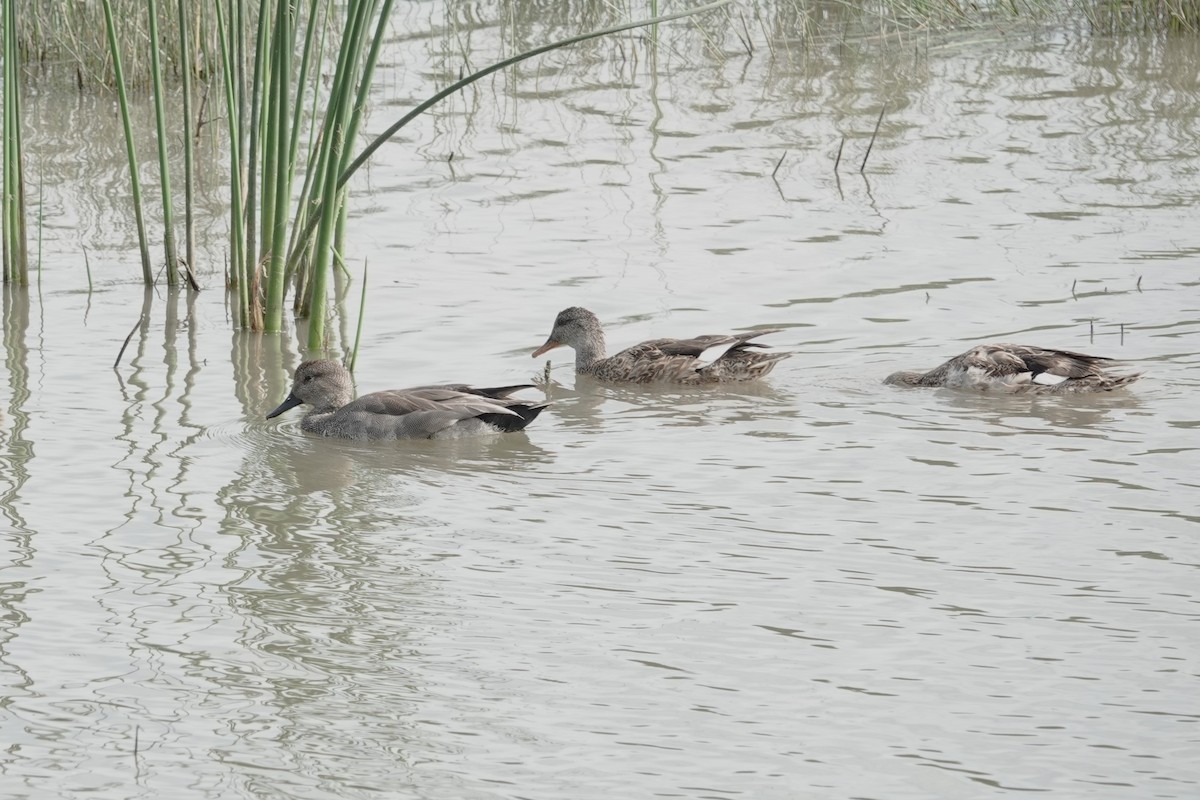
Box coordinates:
[1,7,1198,800]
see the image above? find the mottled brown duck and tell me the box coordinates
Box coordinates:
[884,343,1141,394]
[531,306,789,384]
[267,360,549,440]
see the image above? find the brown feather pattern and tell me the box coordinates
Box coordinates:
[884,343,1141,394]
[532,307,789,385]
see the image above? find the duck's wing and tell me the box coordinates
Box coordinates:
[967,344,1109,383]
[651,334,736,358]
[602,330,787,383]
[654,329,784,359]
[349,387,514,414]
[414,383,537,400]
[409,384,547,424]
[343,387,523,438]
[888,343,1138,392]
[596,339,712,382]
[964,343,1143,391]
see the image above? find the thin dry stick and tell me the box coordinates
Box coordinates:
[114,312,148,369]
[348,257,368,373]
[833,137,845,172]
[860,105,886,173]
[180,258,200,292]
[771,150,787,180]
[736,12,753,55]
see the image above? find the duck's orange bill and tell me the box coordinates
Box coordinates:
[531,340,561,358]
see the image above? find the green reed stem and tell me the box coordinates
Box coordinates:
[262,0,294,334]
[330,0,393,317]
[2,0,29,285]
[281,0,329,304]
[244,0,270,328]
[299,0,381,347]
[147,0,178,285]
[177,0,196,279]
[257,0,279,280]
[100,0,153,285]
[214,0,249,326]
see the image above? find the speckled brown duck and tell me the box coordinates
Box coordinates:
[884,343,1141,394]
[267,360,549,440]
[531,306,789,384]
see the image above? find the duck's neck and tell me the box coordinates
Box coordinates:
[574,329,607,374]
[300,390,351,434]
[313,384,355,414]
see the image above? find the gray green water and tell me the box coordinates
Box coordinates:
[1,7,1198,800]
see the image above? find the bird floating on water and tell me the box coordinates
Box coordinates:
[883,343,1141,393]
[267,359,549,440]
[531,306,789,384]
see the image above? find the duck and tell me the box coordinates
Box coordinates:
[883,343,1141,393]
[266,360,549,440]
[531,306,789,384]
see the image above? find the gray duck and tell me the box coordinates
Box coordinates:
[267,360,549,440]
[531,306,789,384]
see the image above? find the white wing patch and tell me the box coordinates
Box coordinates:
[1032,372,1069,386]
[693,341,741,370]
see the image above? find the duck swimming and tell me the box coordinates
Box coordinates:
[531,306,789,384]
[884,343,1141,393]
[267,360,549,440]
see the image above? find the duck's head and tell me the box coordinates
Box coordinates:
[532,306,603,357]
[266,359,354,418]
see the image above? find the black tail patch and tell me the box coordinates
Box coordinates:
[478,402,549,432]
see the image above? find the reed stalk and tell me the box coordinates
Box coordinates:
[214,0,249,326]
[100,0,153,285]
[281,0,330,307]
[261,0,295,334]
[297,0,394,349]
[2,0,29,285]
[243,0,270,328]
[177,0,196,278]
[146,0,179,286]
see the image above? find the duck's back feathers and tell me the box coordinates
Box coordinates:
[596,330,787,384]
[885,343,1141,394]
[426,383,538,400]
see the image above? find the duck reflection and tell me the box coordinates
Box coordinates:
[535,371,794,431]
[935,387,1144,434]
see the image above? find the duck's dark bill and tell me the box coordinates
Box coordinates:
[532,339,561,358]
[266,393,303,419]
